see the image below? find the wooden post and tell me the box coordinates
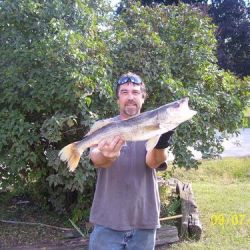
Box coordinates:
[176,180,202,240]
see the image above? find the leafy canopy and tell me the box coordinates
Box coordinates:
[0,0,113,215]
[111,1,249,165]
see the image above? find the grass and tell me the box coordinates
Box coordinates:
[165,157,250,250]
[243,106,250,117]
[243,106,250,128]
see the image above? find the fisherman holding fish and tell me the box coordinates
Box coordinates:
[59,72,197,249]
[88,73,175,250]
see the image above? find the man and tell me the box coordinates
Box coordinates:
[88,72,174,250]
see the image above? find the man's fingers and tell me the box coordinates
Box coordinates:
[113,138,125,152]
[97,136,125,156]
[98,139,107,150]
[109,136,124,151]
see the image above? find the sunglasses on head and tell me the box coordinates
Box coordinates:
[117,75,142,85]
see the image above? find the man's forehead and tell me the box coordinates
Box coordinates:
[119,82,141,91]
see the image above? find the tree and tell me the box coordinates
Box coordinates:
[209,0,250,77]
[140,0,208,5]
[0,0,113,218]
[110,2,248,167]
[136,0,250,77]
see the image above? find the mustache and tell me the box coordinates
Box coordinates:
[125,101,137,106]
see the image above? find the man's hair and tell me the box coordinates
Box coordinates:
[115,72,147,99]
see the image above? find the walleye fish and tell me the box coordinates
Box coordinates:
[59,97,197,171]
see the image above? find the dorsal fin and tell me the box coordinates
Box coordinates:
[86,118,115,135]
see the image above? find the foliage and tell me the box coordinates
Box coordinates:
[110,2,249,168]
[0,0,248,219]
[0,0,113,215]
[159,184,181,221]
[140,0,208,6]
[209,0,250,77]
[135,0,250,77]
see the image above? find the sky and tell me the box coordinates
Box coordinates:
[110,0,120,8]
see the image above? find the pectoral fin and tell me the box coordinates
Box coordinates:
[146,135,161,151]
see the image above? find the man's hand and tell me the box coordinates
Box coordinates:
[98,136,125,160]
[90,136,125,168]
[154,130,175,149]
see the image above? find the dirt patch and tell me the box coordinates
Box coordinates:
[0,191,178,249]
[0,193,88,249]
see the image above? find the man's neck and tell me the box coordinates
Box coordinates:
[119,114,129,120]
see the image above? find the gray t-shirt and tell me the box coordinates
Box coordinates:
[89,118,160,231]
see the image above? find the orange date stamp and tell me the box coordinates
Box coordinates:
[210,213,250,226]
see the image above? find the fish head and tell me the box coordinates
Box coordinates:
[157,97,197,129]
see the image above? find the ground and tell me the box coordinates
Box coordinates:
[0,192,176,249]
[0,193,89,249]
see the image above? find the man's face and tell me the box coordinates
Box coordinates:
[117,82,145,119]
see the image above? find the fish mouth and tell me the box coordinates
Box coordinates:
[169,97,197,116]
[179,97,197,117]
[178,97,189,105]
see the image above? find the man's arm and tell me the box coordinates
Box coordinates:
[89,136,124,168]
[146,148,168,169]
[146,130,175,169]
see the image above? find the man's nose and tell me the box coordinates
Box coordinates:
[127,93,134,100]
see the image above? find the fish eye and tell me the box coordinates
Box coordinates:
[173,102,180,108]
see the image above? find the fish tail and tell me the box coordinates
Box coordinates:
[59,141,83,172]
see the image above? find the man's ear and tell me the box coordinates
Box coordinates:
[142,96,145,104]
